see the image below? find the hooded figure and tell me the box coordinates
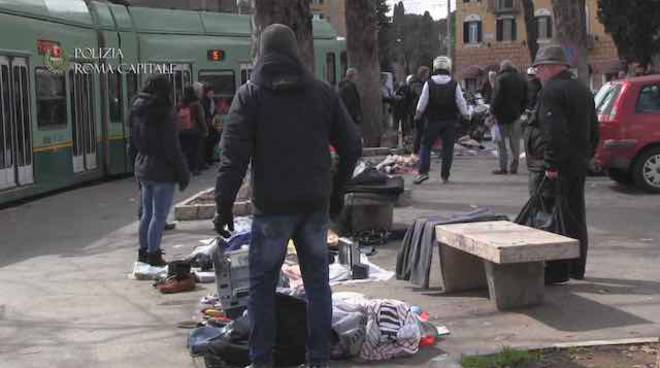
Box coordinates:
[213,24,361,368]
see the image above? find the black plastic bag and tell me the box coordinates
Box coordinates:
[515,177,572,281]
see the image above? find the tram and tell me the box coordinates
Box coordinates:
[0,0,346,205]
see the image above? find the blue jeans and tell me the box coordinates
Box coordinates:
[418,120,457,179]
[139,180,176,253]
[248,210,331,366]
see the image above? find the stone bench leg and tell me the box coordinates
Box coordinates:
[484,261,545,310]
[437,242,488,292]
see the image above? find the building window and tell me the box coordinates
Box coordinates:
[313,13,325,20]
[536,15,553,40]
[463,20,482,44]
[497,0,514,11]
[496,17,517,42]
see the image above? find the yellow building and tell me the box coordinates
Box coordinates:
[455,0,621,92]
[311,0,347,37]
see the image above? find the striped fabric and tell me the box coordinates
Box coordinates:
[359,299,421,360]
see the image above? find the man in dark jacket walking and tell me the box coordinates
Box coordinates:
[533,45,600,282]
[491,60,528,175]
[213,24,362,368]
[338,68,362,127]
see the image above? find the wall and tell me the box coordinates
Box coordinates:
[455,0,620,91]
[311,0,346,37]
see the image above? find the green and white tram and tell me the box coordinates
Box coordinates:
[0,0,346,205]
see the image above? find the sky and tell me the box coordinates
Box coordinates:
[386,0,455,20]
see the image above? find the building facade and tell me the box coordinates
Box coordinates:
[311,0,346,37]
[455,0,621,92]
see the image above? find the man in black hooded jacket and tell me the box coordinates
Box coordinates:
[213,24,361,368]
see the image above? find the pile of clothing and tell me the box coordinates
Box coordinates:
[374,155,419,175]
[188,291,445,367]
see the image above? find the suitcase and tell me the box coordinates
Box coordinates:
[211,240,250,318]
[338,192,394,235]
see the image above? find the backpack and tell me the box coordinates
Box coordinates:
[178,105,194,131]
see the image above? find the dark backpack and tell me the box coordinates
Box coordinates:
[204,293,308,367]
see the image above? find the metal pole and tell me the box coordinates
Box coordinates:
[446,0,452,59]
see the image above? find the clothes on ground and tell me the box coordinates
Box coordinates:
[396,208,509,289]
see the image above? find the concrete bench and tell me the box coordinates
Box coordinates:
[435,221,579,310]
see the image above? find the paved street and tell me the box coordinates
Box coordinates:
[1,154,660,368]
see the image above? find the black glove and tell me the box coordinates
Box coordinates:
[329,191,345,221]
[213,204,234,238]
[178,175,190,192]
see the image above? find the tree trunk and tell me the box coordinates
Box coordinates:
[521,0,539,62]
[346,0,383,147]
[253,0,315,73]
[551,0,590,85]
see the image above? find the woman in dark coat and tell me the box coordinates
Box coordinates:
[131,75,190,266]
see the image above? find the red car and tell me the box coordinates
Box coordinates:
[595,75,660,193]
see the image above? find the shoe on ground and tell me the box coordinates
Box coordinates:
[442,178,449,184]
[299,364,330,368]
[413,173,429,185]
[244,364,273,368]
[164,222,176,231]
[138,248,148,263]
[148,249,168,267]
[509,169,518,175]
[492,169,508,175]
[157,273,195,294]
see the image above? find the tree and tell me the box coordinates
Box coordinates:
[551,0,589,84]
[346,0,383,146]
[376,0,394,70]
[598,0,660,69]
[253,0,315,73]
[521,0,539,62]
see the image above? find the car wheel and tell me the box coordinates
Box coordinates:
[607,168,633,184]
[633,147,660,193]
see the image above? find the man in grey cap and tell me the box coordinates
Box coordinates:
[214,24,362,368]
[532,44,599,283]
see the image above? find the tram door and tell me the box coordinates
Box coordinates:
[69,69,97,173]
[170,63,191,107]
[0,56,33,190]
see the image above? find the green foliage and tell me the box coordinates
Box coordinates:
[461,347,542,368]
[380,1,444,74]
[597,0,660,67]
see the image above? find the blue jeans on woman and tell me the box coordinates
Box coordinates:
[248,210,332,366]
[139,180,176,253]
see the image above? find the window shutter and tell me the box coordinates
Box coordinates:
[512,18,517,40]
[496,19,503,41]
[477,22,483,42]
[464,22,470,43]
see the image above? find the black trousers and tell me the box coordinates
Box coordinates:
[179,130,202,172]
[418,120,457,180]
[545,174,589,280]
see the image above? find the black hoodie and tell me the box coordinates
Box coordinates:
[131,93,190,186]
[215,25,362,215]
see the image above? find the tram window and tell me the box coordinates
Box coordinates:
[35,68,66,128]
[326,52,337,85]
[108,73,122,122]
[199,70,236,114]
[340,51,348,78]
[0,65,9,169]
[18,66,32,165]
[127,71,138,105]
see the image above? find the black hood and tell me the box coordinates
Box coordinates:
[250,24,313,92]
[131,92,157,116]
